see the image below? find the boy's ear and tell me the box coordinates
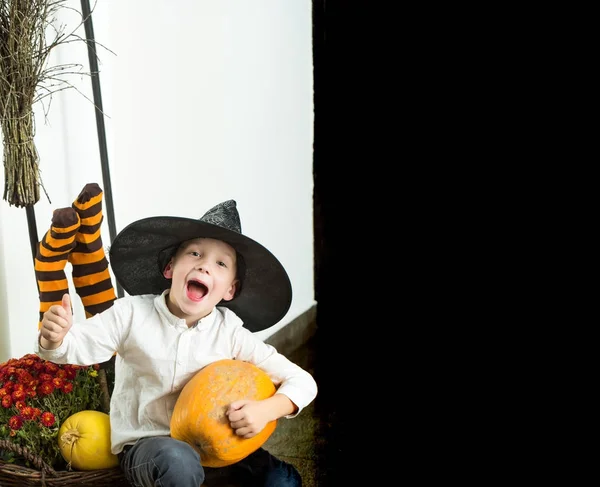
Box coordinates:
[163,261,174,279]
[221,280,239,302]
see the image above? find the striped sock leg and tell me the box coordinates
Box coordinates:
[35,208,80,329]
[69,183,117,317]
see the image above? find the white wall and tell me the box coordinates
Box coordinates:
[0,0,315,362]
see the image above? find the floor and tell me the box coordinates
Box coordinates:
[203,327,343,486]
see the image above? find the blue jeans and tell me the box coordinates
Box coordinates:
[119,436,301,487]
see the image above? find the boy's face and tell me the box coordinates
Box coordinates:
[163,238,238,325]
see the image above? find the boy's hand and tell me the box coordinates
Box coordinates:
[227,399,271,439]
[40,293,73,350]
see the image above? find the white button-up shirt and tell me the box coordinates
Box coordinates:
[34,291,318,454]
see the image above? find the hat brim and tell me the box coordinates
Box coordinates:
[108,216,292,332]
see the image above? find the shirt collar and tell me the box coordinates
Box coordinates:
[154,290,217,330]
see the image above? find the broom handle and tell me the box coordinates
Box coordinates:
[97,368,111,413]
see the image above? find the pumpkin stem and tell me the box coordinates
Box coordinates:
[60,428,82,447]
[60,428,81,471]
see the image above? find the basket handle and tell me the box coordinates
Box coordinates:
[0,438,57,476]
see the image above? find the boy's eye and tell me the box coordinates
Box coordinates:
[190,251,200,257]
[217,261,227,268]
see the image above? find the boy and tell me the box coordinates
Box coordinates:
[35,199,317,487]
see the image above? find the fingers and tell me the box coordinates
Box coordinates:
[229,417,245,429]
[40,317,67,341]
[43,306,68,328]
[227,409,244,422]
[227,400,246,414]
[228,411,265,438]
[40,295,72,343]
[229,414,259,438]
[233,426,257,439]
[228,409,249,432]
[62,293,72,316]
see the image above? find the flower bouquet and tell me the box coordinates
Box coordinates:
[0,353,127,486]
[0,353,103,469]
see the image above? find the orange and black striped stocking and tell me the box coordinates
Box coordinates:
[35,208,80,329]
[69,183,117,318]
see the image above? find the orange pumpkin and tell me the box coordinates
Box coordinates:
[170,359,277,467]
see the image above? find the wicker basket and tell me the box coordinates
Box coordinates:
[0,439,131,487]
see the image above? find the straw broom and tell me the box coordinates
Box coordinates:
[0,0,91,207]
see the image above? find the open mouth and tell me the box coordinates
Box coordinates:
[186,280,208,302]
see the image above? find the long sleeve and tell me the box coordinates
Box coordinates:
[225,309,318,417]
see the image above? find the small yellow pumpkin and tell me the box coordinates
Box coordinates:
[170,359,277,467]
[58,410,119,470]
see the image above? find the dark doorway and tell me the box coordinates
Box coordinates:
[312,1,357,484]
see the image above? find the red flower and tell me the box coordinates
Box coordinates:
[39,373,53,382]
[40,412,55,427]
[52,377,64,389]
[61,382,74,394]
[14,400,26,411]
[18,370,34,384]
[8,415,23,430]
[44,362,59,374]
[38,381,55,396]
[1,395,12,408]
[11,389,25,401]
[21,406,35,420]
[64,367,77,380]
